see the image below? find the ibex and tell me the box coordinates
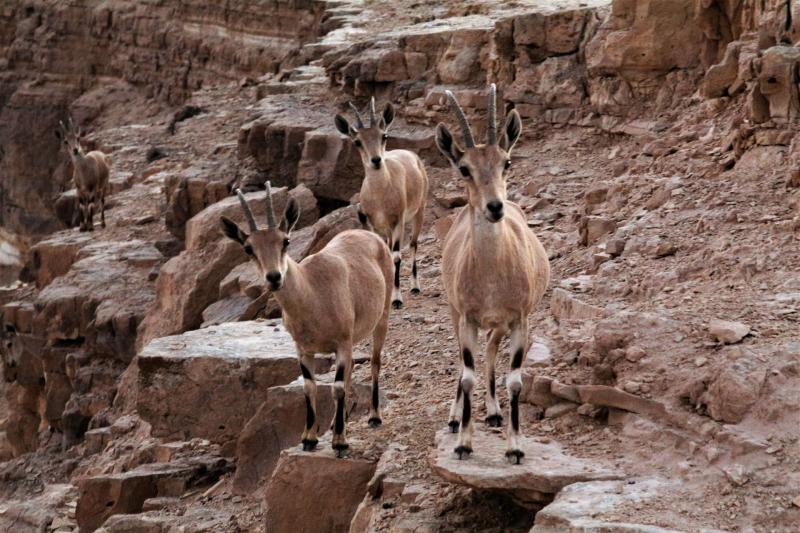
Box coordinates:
[55,118,110,231]
[220,184,393,456]
[436,86,550,464]
[335,98,429,309]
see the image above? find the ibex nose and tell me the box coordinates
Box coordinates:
[486,200,504,222]
[371,157,382,169]
[73,148,79,156]
[266,271,283,289]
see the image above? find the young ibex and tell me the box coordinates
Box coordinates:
[55,118,110,231]
[436,86,550,464]
[220,184,393,456]
[335,98,429,309]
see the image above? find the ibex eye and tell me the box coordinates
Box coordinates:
[354,139,362,148]
[504,160,511,170]
[283,238,290,249]
[459,166,471,178]
[243,244,254,256]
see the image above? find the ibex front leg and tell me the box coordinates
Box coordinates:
[332,342,353,457]
[299,352,319,451]
[506,318,528,464]
[455,316,478,459]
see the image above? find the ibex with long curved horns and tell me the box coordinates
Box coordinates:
[220,184,394,456]
[335,98,429,309]
[55,118,110,231]
[435,85,550,464]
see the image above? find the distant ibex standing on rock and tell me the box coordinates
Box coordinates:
[335,98,429,309]
[220,184,393,456]
[55,118,110,231]
[435,85,550,464]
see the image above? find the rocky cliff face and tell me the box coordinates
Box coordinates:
[0,0,329,236]
[0,0,799,532]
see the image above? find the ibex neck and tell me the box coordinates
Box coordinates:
[363,165,390,181]
[467,205,506,253]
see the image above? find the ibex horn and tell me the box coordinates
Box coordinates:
[236,189,257,232]
[265,181,277,229]
[369,97,377,128]
[487,84,497,145]
[445,90,475,148]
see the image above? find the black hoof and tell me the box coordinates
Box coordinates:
[301,439,318,451]
[392,300,403,309]
[505,449,524,465]
[485,414,503,428]
[454,445,472,460]
[410,288,420,295]
[448,420,460,433]
[333,442,350,458]
[368,417,382,428]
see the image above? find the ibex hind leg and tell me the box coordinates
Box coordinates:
[332,343,354,458]
[409,206,424,295]
[368,310,388,428]
[484,328,505,428]
[390,221,405,309]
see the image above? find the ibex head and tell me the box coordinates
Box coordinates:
[220,183,300,291]
[54,117,84,158]
[334,98,395,170]
[435,84,521,223]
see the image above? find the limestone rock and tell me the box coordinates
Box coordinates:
[551,288,608,322]
[77,457,230,532]
[430,429,620,507]
[233,375,372,494]
[708,319,750,344]
[264,446,376,533]
[532,479,693,532]
[136,320,331,449]
[700,348,767,423]
[184,185,318,252]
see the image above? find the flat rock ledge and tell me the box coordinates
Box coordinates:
[430,429,621,507]
[136,320,331,450]
[531,479,729,533]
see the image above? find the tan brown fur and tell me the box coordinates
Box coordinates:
[436,86,550,463]
[335,99,429,308]
[221,188,393,455]
[56,119,110,231]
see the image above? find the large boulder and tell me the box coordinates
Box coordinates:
[184,185,319,252]
[233,374,373,494]
[136,320,331,450]
[264,446,376,533]
[757,46,800,123]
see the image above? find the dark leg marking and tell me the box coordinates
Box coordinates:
[334,365,344,382]
[368,382,381,428]
[300,363,312,380]
[304,394,315,430]
[485,369,503,427]
[512,348,524,370]
[358,210,368,228]
[393,259,401,288]
[462,347,474,370]
[455,391,472,459]
[510,390,520,432]
[410,243,419,295]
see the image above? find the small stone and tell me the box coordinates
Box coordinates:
[792,495,800,508]
[708,319,750,344]
[622,381,641,394]
[694,356,708,367]
[654,242,678,258]
[624,346,646,363]
[544,402,579,419]
[606,238,626,257]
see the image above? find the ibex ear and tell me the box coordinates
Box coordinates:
[220,216,248,246]
[499,110,521,154]
[281,197,300,234]
[334,115,355,137]
[435,123,463,165]
[381,103,394,129]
